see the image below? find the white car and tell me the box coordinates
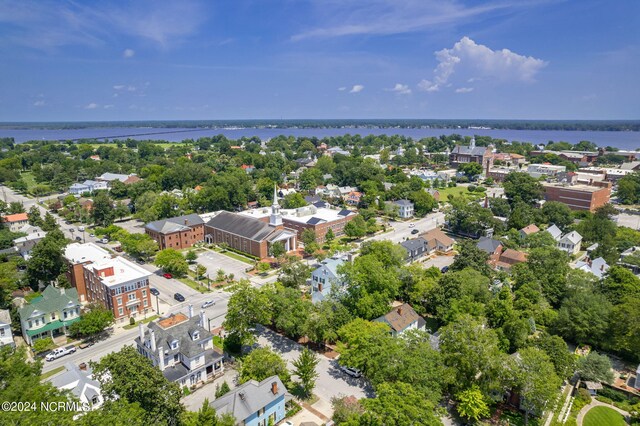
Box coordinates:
[202,300,215,309]
[45,345,76,362]
[79,226,85,232]
[409,223,415,228]
[340,365,362,378]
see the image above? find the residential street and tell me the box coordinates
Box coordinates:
[367,211,446,244]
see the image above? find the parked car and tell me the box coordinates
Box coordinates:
[340,365,362,378]
[411,229,419,234]
[100,238,109,244]
[409,223,415,228]
[64,221,71,225]
[174,293,185,302]
[163,273,173,279]
[89,233,95,237]
[45,345,76,361]
[150,287,159,296]
[78,340,94,349]
[79,226,85,231]
[202,300,215,309]
[441,266,449,273]
[136,259,145,265]
[75,236,82,242]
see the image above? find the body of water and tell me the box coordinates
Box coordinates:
[0,126,638,150]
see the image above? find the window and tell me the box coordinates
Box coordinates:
[63,311,68,319]
[0,329,5,337]
[128,293,136,301]
[117,297,122,305]
[143,299,148,307]
[192,331,199,341]
[118,308,124,316]
[51,312,56,320]
[142,290,147,297]
[171,340,178,350]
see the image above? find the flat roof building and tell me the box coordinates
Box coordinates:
[542,182,611,212]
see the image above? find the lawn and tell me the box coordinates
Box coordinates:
[219,250,254,265]
[177,276,211,293]
[437,185,485,201]
[583,406,626,426]
[40,365,65,381]
[20,172,37,190]
[123,315,159,330]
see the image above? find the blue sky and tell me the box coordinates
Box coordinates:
[0,0,638,121]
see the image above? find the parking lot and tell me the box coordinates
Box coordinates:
[196,250,252,281]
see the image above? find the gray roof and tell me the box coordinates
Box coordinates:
[136,314,219,359]
[304,195,322,204]
[206,211,278,241]
[145,214,204,234]
[0,309,11,325]
[476,237,502,254]
[97,172,130,182]
[49,362,101,402]
[18,286,79,319]
[312,257,345,280]
[452,145,490,156]
[306,217,325,225]
[210,375,290,422]
[546,224,562,241]
[394,199,413,207]
[401,237,427,253]
[561,230,582,244]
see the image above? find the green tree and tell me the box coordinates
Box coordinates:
[215,381,231,398]
[181,399,218,426]
[32,337,55,354]
[79,400,148,426]
[69,304,115,338]
[577,352,614,384]
[541,201,573,231]
[185,250,198,263]
[531,333,576,380]
[455,385,491,423]
[359,382,442,426]
[0,346,76,425]
[269,241,286,259]
[28,205,43,226]
[282,192,307,209]
[336,318,391,375]
[91,191,115,227]
[41,211,59,231]
[278,258,311,288]
[513,247,570,306]
[503,172,544,206]
[155,248,189,277]
[223,281,271,347]
[408,190,437,216]
[600,265,640,304]
[450,240,492,276]
[325,228,335,243]
[120,233,159,260]
[554,291,612,346]
[292,348,320,399]
[301,228,317,246]
[616,172,640,204]
[458,162,484,180]
[239,347,291,386]
[195,264,207,280]
[26,232,67,288]
[344,216,367,239]
[91,346,184,424]
[609,297,640,362]
[430,268,492,324]
[515,347,562,424]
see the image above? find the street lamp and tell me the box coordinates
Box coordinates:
[207,274,210,291]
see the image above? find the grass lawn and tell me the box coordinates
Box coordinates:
[219,250,254,265]
[123,314,159,330]
[212,335,224,350]
[40,366,65,381]
[437,186,485,201]
[583,406,626,426]
[20,172,37,190]
[177,276,211,293]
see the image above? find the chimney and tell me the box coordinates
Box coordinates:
[188,304,194,318]
[184,219,188,225]
[158,347,165,370]
[138,322,144,342]
[397,307,403,316]
[200,310,207,329]
[600,264,605,271]
[271,381,278,394]
[79,362,87,371]
[150,329,157,352]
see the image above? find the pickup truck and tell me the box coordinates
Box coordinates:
[45,345,77,362]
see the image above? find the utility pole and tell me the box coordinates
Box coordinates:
[155,294,160,315]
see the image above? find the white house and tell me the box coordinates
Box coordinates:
[135,309,224,387]
[49,362,103,410]
[310,257,346,303]
[575,257,610,279]
[13,230,47,260]
[0,309,14,348]
[68,180,108,195]
[374,303,425,337]
[394,200,415,219]
[558,231,582,255]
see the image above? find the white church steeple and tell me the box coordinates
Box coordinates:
[270,184,282,226]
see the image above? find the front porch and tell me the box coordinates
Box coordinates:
[26,317,80,345]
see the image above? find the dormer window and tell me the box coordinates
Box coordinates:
[171,340,179,350]
[192,331,199,341]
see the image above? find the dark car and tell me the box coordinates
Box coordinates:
[150,288,160,296]
[174,293,185,302]
[411,229,419,234]
[75,236,82,241]
[136,258,145,265]
[441,266,449,273]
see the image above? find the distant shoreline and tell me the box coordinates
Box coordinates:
[0,119,639,132]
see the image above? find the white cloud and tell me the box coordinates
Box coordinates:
[387,83,412,95]
[113,85,125,90]
[33,100,45,107]
[84,102,99,109]
[292,1,544,41]
[455,87,474,93]
[122,48,135,58]
[103,104,114,109]
[349,84,364,93]
[418,36,547,92]
[338,87,347,91]
[127,85,137,92]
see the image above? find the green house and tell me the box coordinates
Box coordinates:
[19,286,81,346]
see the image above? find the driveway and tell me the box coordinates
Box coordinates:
[197,250,252,280]
[255,326,373,419]
[367,211,446,244]
[182,368,238,411]
[420,254,456,270]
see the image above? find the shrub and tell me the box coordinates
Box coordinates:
[576,388,592,406]
[468,185,477,192]
[475,186,487,192]
[129,317,135,326]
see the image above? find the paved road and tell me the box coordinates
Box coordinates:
[367,211,446,244]
[42,290,231,374]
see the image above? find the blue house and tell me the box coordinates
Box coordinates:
[210,376,290,426]
[310,257,346,303]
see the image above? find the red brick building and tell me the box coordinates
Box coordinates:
[145,213,205,250]
[542,182,612,212]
